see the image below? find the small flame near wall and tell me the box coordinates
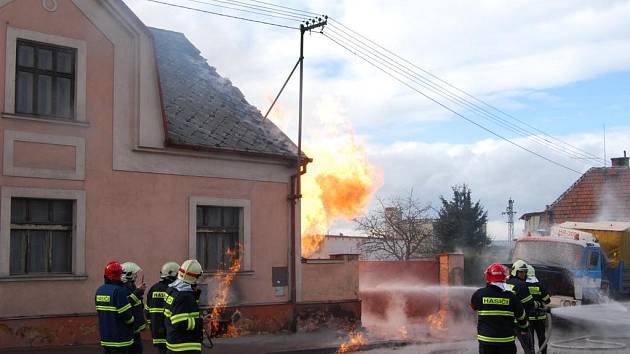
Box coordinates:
[207,247,241,338]
[336,330,367,353]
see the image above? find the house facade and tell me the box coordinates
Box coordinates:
[0,0,362,348]
[521,154,630,234]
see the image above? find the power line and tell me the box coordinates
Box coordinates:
[325,26,599,164]
[322,32,583,174]
[328,18,602,163]
[147,0,299,29]
[183,0,308,21]
[234,0,322,17]
[146,0,590,173]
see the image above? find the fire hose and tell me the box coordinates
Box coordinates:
[540,310,628,353]
[534,312,551,354]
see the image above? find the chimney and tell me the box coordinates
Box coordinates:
[611,150,629,168]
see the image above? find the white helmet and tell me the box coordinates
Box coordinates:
[160,261,180,279]
[511,259,528,277]
[178,259,203,285]
[121,262,142,283]
[527,264,536,278]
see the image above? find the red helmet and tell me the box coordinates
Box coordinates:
[104,261,123,281]
[485,263,508,283]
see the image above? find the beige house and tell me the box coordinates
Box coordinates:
[0,0,359,348]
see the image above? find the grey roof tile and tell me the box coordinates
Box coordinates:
[149,27,298,159]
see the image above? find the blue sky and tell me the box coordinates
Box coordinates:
[126,0,630,239]
[373,68,630,145]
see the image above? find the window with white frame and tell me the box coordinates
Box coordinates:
[4,27,87,123]
[196,206,242,272]
[0,187,86,279]
[10,198,73,274]
[15,39,76,120]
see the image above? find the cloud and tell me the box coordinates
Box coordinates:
[124,0,630,141]
[358,128,630,240]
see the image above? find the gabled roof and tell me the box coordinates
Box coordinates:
[149,28,298,160]
[550,167,630,223]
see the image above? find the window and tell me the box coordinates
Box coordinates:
[9,198,73,275]
[587,250,599,269]
[15,39,76,120]
[196,206,241,272]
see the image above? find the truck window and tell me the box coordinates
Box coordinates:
[512,240,584,268]
[588,250,599,269]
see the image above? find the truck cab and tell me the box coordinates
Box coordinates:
[511,227,603,307]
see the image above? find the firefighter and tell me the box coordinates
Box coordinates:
[122,262,147,354]
[95,261,135,354]
[145,262,180,354]
[470,263,529,354]
[165,259,204,353]
[507,260,535,354]
[526,264,551,354]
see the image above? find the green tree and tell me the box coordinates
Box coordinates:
[435,184,490,252]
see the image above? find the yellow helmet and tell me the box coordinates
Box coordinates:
[161,261,180,279]
[121,262,142,283]
[527,264,536,278]
[178,259,203,284]
[511,259,528,277]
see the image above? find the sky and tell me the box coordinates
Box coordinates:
[125,0,630,240]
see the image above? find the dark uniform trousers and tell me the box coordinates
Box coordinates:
[103,348,132,354]
[507,278,535,354]
[479,342,517,354]
[528,281,550,354]
[127,287,147,354]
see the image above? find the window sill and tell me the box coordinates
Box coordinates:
[201,270,254,278]
[2,113,88,127]
[0,274,88,282]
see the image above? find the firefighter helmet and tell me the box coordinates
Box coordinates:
[178,259,203,284]
[485,263,508,283]
[121,262,142,283]
[104,261,123,281]
[511,259,529,276]
[527,264,536,278]
[160,261,180,279]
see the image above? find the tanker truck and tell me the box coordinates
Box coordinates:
[510,221,630,307]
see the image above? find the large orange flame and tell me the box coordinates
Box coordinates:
[300,97,381,257]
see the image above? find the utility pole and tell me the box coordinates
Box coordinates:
[502,198,516,248]
[262,15,327,328]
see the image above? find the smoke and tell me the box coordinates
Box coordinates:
[595,175,628,222]
[360,279,477,343]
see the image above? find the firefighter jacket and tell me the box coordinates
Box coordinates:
[471,283,529,345]
[145,279,173,345]
[95,280,135,348]
[164,279,203,352]
[125,283,147,334]
[526,277,550,321]
[507,276,535,315]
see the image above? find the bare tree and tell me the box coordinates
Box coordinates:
[354,192,435,260]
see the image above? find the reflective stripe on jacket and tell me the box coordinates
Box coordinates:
[145,279,173,344]
[164,285,202,352]
[95,281,135,347]
[471,283,528,345]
